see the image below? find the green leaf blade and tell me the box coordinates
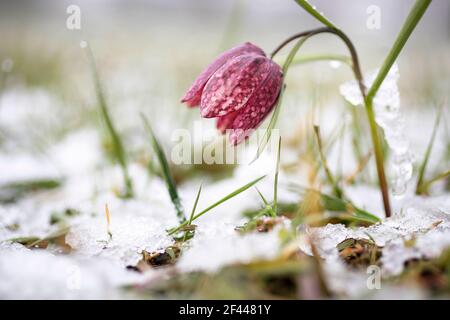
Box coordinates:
[141,114,186,224]
[168,175,266,235]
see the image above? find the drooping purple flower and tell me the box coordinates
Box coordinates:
[181,42,282,145]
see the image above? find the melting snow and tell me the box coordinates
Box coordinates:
[66,201,175,267]
[0,242,142,299]
[299,191,450,280]
[340,64,414,197]
[177,221,285,273]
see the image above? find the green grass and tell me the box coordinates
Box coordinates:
[273,136,282,215]
[313,125,343,199]
[141,113,186,224]
[86,45,133,198]
[289,183,381,226]
[416,104,444,195]
[182,183,203,241]
[255,187,276,218]
[168,175,266,236]
[0,179,61,204]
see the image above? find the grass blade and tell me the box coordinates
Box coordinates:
[319,192,379,224]
[366,0,431,102]
[168,175,266,235]
[181,183,203,242]
[273,136,281,215]
[86,45,133,198]
[255,187,276,217]
[0,179,61,204]
[289,184,380,224]
[188,184,202,225]
[7,227,70,248]
[345,151,372,185]
[141,113,186,224]
[294,0,337,29]
[274,53,351,67]
[416,104,443,194]
[313,125,343,199]
[419,170,450,195]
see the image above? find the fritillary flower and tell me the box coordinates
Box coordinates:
[181,42,282,145]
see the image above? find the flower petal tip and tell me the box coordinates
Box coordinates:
[181,96,199,108]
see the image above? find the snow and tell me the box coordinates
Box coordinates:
[66,201,176,267]
[177,221,286,273]
[340,64,414,198]
[0,153,60,185]
[49,129,102,176]
[299,189,450,280]
[0,243,142,299]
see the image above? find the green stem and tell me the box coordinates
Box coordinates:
[271,27,390,216]
[141,114,186,224]
[274,53,351,67]
[313,125,343,199]
[416,104,443,194]
[366,0,432,102]
[168,175,266,236]
[294,0,337,29]
[291,0,431,217]
[182,183,202,242]
[273,136,281,215]
[365,99,391,217]
[364,0,430,212]
[350,105,365,167]
[255,187,276,217]
[324,30,393,216]
[86,46,133,198]
[419,170,450,195]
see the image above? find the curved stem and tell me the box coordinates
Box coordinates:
[274,54,351,68]
[272,27,392,217]
[272,28,366,99]
[271,27,330,58]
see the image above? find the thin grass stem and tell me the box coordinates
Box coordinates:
[255,187,276,217]
[416,103,443,194]
[182,183,203,242]
[313,125,343,199]
[273,136,282,215]
[86,45,133,198]
[274,53,351,68]
[168,175,266,235]
[366,0,432,102]
[141,113,186,224]
[419,170,450,195]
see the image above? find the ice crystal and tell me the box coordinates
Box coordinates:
[340,64,413,197]
[299,192,450,277]
[177,221,285,273]
[0,244,141,299]
[66,200,176,267]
